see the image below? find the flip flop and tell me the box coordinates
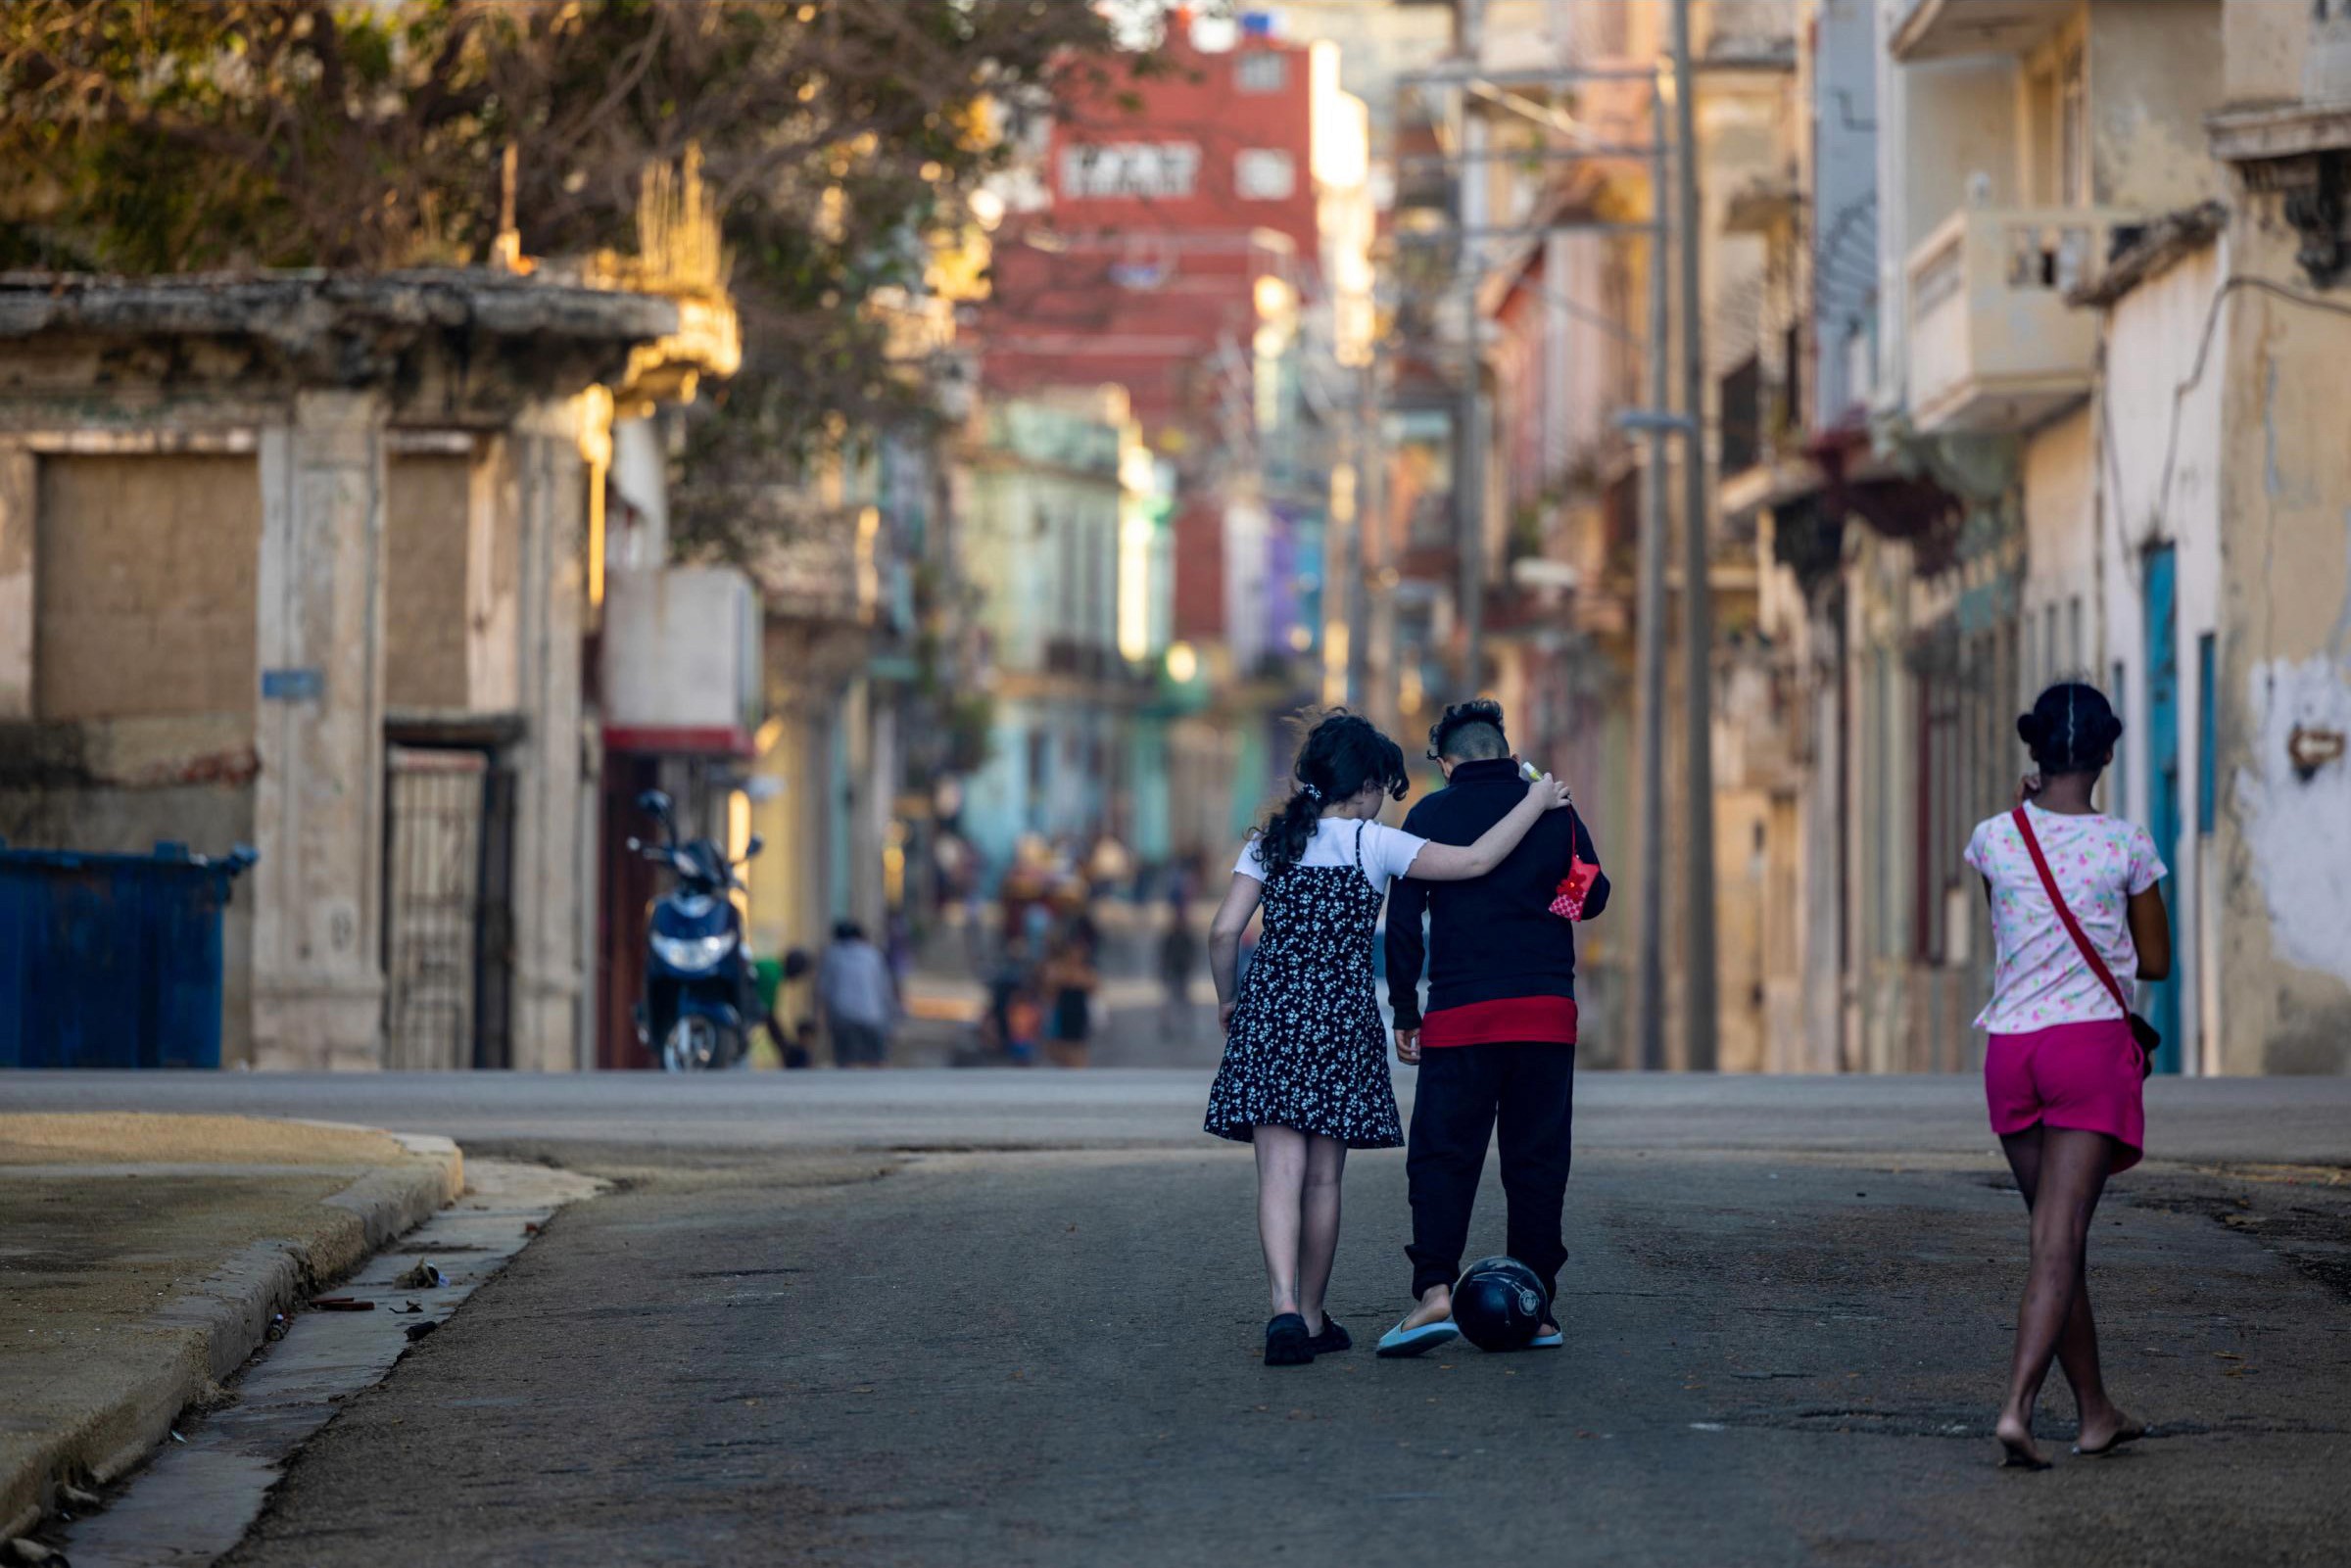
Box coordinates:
[1375,1317,1460,1358]
[1528,1325,1563,1350]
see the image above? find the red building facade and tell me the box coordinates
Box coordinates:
[981,28,1322,446]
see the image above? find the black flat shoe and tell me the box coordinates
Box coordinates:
[1265,1312,1314,1366]
[1305,1312,1352,1355]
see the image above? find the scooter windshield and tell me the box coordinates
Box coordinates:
[676,841,729,888]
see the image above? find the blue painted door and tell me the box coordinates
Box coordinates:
[2142,546,2183,1072]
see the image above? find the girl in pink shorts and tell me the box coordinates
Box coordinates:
[1962,681,2172,1470]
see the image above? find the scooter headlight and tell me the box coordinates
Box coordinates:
[649,930,738,973]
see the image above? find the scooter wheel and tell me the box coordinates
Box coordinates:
[661,1015,720,1072]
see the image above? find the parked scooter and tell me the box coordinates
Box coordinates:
[628,789,762,1071]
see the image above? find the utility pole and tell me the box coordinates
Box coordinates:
[1359,353,1394,734]
[1344,368,1372,713]
[1670,0,1718,1070]
[1456,0,1488,701]
[1632,82,1671,1074]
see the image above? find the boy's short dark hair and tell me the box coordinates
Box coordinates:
[1428,699,1510,762]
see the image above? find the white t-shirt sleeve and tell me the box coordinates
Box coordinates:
[2125,823,2168,895]
[1233,834,1269,882]
[1366,822,1432,889]
[1961,819,1991,877]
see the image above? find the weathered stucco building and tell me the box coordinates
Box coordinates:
[2197,0,2351,1071]
[0,272,676,1069]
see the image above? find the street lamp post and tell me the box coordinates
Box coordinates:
[1633,77,1674,1073]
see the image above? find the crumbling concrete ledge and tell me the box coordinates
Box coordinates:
[0,1114,464,1540]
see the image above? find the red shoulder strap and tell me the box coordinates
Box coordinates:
[2009,806,2131,1016]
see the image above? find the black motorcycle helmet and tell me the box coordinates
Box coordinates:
[1453,1256,1548,1352]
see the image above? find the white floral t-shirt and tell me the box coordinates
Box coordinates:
[1962,804,2167,1036]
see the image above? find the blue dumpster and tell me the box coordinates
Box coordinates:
[0,839,257,1069]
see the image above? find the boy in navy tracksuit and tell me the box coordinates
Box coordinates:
[1381,700,1608,1349]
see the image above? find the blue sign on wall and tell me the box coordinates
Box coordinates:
[262,667,324,701]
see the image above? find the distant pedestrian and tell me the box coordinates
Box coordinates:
[765,948,816,1071]
[984,936,1032,1057]
[1039,927,1098,1069]
[1159,901,1200,1041]
[885,910,915,988]
[1005,987,1043,1066]
[1964,681,2170,1468]
[1202,710,1572,1366]
[818,922,897,1069]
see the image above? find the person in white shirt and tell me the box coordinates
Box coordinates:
[1962,681,2171,1469]
[816,922,896,1069]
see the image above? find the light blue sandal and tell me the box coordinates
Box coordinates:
[1376,1317,1461,1358]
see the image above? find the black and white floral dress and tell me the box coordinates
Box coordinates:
[1205,818,1422,1149]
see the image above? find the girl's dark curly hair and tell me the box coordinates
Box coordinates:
[2019,681,2124,778]
[1254,710,1409,879]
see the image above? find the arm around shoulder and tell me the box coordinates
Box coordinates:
[1407,774,1571,880]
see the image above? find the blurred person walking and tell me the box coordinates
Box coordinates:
[1203,711,1573,1366]
[1964,682,2170,1468]
[817,922,897,1069]
[1159,898,1200,1043]
[1040,924,1099,1069]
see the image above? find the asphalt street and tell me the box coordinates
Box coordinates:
[13,1068,2351,1164]
[17,1069,2351,1565]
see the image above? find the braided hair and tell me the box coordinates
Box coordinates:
[1253,711,1410,879]
[2018,681,2124,778]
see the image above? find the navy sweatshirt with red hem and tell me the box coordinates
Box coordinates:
[1383,758,1610,1044]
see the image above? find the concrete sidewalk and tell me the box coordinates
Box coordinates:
[0,1113,462,1541]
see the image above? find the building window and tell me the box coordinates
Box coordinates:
[1236,51,1286,93]
[1777,322,1803,437]
[1234,149,1296,202]
[1060,142,1200,200]
[1717,355,1761,475]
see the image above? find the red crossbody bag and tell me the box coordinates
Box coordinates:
[2009,806,2158,1080]
[1548,806,1599,922]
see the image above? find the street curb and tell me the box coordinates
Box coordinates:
[1,1129,463,1542]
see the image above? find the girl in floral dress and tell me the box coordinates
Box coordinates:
[1204,712,1572,1365]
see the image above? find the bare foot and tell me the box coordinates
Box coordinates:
[1400,1287,1452,1331]
[1996,1410,2049,1470]
[2074,1409,2146,1455]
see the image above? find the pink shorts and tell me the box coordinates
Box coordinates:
[1984,1019,2144,1172]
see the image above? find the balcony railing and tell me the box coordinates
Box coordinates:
[1904,206,2126,435]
